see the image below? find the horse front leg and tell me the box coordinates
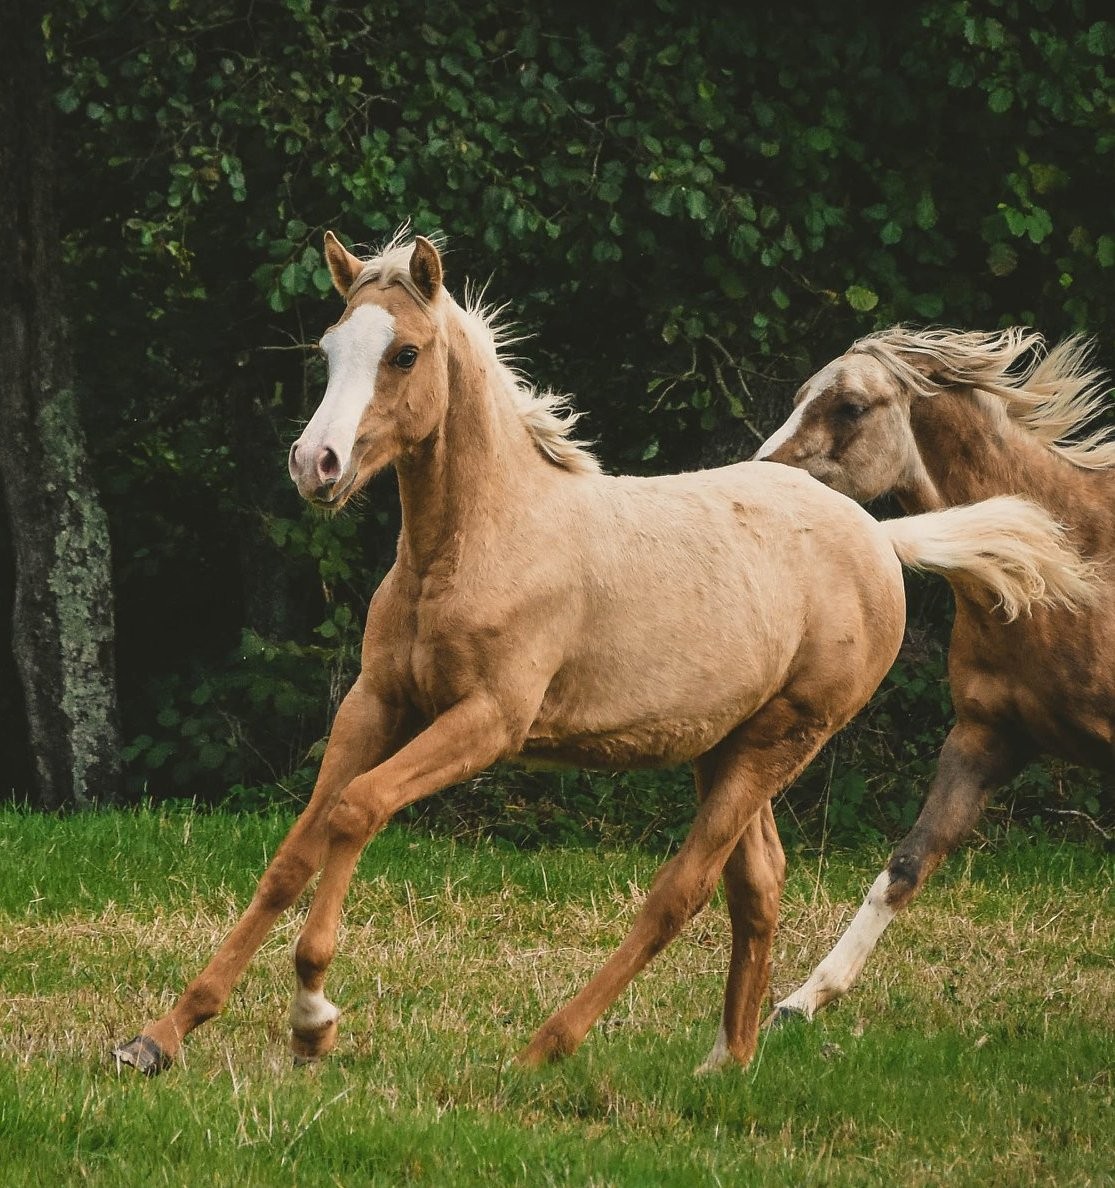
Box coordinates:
[767,720,1026,1023]
[112,676,407,1075]
[287,693,517,1063]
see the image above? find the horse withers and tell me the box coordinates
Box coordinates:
[113,248,1093,1077]
[755,326,1112,1022]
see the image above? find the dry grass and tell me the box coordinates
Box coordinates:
[0,810,1111,1185]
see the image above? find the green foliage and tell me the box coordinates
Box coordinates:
[32,0,1115,838]
[120,627,342,804]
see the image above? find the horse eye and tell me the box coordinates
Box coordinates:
[393,346,419,369]
[838,401,869,420]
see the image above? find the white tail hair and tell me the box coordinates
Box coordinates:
[881,496,1096,621]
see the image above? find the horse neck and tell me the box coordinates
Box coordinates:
[899,388,1079,516]
[394,310,543,574]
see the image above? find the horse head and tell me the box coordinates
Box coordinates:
[753,347,927,502]
[288,233,449,508]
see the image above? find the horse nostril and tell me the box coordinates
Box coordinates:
[289,442,301,473]
[316,446,341,486]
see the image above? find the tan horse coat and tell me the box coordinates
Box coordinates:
[114,250,1092,1077]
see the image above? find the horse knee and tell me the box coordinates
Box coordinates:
[255,851,316,914]
[325,794,382,848]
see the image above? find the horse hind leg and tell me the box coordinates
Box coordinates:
[768,720,1025,1023]
[515,696,833,1071]
[694,799,785,1075]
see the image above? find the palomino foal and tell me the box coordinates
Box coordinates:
[114,247,1092,1076]
[756,326,1112,1021]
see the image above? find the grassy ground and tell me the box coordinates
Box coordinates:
[0,807,1111,1186]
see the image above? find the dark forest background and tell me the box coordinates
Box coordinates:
[1,0,1111,846]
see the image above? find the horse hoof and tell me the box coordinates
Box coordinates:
[290,1018,338,1065]
[514,1022,577,1068]
[762,1005,808,1030]
[112,1034,173,1076]
[513,1041,549,1069]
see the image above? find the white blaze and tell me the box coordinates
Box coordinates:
[298,304,395,475]
[754,357,860,460]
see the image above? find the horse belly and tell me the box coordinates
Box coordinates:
[952,609,1115,770]
[522,605,794,769]
[521,711,752,771]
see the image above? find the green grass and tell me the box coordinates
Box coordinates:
[0,808,1111,1186]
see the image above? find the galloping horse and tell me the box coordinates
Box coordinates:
[114,246,1092,1076]
[755,326,1113,1021]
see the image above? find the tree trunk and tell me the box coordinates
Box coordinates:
[0,0,122,808]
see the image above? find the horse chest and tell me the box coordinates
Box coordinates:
[402,632,470,718]
[399,597,505,718]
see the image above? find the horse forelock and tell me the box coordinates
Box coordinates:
[850,326,1115,470]
[343,233,600,474]
[345,235,433,307]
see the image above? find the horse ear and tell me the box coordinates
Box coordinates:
[409,236,443,301]
[323,231,364,297]
[902,351,952,386]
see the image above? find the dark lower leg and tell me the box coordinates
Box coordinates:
[769,720,1025,1019]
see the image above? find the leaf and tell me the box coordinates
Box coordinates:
[987,242,1018,276]
[1023,207,1052,244]
[845,284,879,312]
[910,292,944,318]
[718,271,747,300]
[198,742,227,770]
[684,189,710,221]
[1097,235,1115,268]
[988,87,1013,113]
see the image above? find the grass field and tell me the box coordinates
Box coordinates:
[0,807,1111,1186]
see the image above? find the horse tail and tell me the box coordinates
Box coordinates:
[880,495,1097,621]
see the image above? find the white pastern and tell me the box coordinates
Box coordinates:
[289,984,340,1033]
[695,1019,733,1075]
[775,868,897,1017]
[300,304,396,472]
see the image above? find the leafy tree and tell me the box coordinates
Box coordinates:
[7,0,1109,836]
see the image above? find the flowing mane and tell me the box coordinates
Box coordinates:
[346,234,600,475]
[850,326,1115,470]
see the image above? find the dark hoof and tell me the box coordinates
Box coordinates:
[762,1005,808,1030]
[112,1034,173,1076]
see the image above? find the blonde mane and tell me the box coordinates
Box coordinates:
[347,233,600,475]
[851,326,1115,470]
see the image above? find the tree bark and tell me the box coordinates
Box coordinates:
[0,0,122,808]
